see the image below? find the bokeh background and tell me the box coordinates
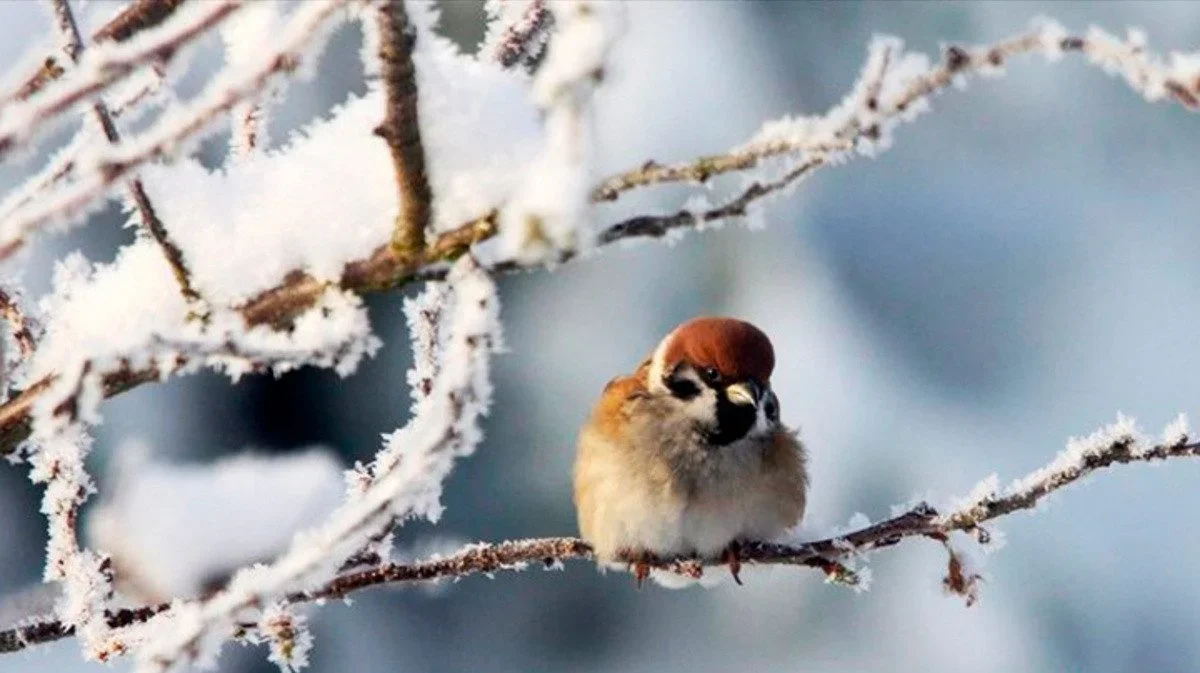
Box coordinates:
[2,1,1199,672]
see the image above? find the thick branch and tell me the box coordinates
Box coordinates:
[5,432,1194,655]
[374,0,432,259]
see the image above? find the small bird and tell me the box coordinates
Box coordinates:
[573,317,808,586]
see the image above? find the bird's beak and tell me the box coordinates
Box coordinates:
[725,380,760,407]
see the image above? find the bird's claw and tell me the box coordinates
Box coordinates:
[723,541,744,586]
[633,559,650,588]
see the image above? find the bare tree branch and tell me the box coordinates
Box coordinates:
[0,0,344,258]
[374,0,432,260]
[4,0,188,105]
[4,429,1194,656]
[0,0,241,160]
[0,288,37,366]
[490,0,552,71]
[45,0,201,302]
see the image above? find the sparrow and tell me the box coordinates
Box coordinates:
[573,317,808,586]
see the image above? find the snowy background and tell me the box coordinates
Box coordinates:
[2,1,1200,672]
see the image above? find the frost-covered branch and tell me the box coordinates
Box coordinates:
[5,414,1195,656]
[592,22,1200,203]
[44,0,200,302]
[372,0,433,259]
[0,286,37,370]
[0,0,241,159]
[485,0,553,71]
[0,0,345,259]
[3,0,187,105]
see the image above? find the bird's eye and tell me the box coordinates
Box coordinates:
[700,366,720,384]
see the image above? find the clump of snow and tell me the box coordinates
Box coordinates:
[497,0,624,264]
[405,1,542,233]
[87,446,345,602]
[28,240,380,394]
[1032,17,1069,62]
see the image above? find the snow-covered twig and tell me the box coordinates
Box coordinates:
[592,22,1200,203]
[5,414,1195,656]
[0,286,38,369]
[0,0,345,260]
[42,0,200,302]
[484,0,553,71]
[371,0,433,258]
[3,0,187,105]
[498,0,623,263]
[0,0,242,159]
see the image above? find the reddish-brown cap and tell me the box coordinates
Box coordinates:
[657,317,775,383]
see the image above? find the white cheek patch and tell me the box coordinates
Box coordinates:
[679,384,718,424]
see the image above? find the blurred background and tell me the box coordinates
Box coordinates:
[2,1,1199,672]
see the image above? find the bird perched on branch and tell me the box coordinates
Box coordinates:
[573,317,808,586]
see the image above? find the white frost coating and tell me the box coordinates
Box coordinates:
[945,414,1192,522]
[0,0,241,153]
[255,603,313,673]
[88,447,345,602]
[141,93,391,304]
[27,417,123,661]
[1160,413,1190,449]
[129,256,500,672]
[1005,413,1141,497]
[1083,25,1200,105]
[0,0,346,251]
[497,0,624,264]
[222,1,287,159]
[480,0,550,66]
[403,281,448,410]
[404,1,542,233]
[947,473,1000,515]
[28,243,379,388]
[1031,17,1068,62]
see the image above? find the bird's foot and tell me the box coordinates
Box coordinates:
[722,541,744,586]
[626,550,654,588]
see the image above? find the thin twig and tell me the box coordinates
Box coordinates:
[0,0,241,160]
[4,0,188,105]
[4,432,1195,655]
[0,288,37,364]
[491,0,552,71]
[374,0,432,259]
[0,0,343,257]
[590,30,1199,203]
[46,0,201,302]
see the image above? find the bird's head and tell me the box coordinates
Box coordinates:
[646,317,779,445]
